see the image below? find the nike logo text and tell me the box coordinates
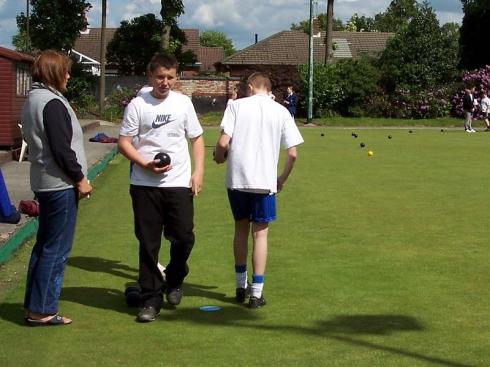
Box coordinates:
[152,114,175,128]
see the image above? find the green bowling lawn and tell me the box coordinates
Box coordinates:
[0,127,488,366]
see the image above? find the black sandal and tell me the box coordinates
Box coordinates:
[25,314,72,327]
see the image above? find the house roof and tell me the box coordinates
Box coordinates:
[220,30,394,66]
[0,46,34,63]
[73,28,223,71]
[198,47,225,71]
[73,28,118,63]
[181,29,200,54]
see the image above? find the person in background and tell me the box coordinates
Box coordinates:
[283,85,298,118]
[226,88,238,109]
[462,87,476,133]
[236,82,251,99]
[480,91,490,131]
[21,50,92,326]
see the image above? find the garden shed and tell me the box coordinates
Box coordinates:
[0,47,34,149]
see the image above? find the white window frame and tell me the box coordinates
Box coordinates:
[16,63,32,96]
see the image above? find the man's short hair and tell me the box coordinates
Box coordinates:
[247,72,271,91]
[148,53,178,73]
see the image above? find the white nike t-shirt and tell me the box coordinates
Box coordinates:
[220,93,304,193]
[120,90,203,188]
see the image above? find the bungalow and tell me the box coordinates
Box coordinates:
[216,30,394,77]
[72,28,225,77]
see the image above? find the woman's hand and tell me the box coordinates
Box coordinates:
[76,178,93,198]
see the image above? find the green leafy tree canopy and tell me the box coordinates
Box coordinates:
[15,0,91,51]
[459,0,490,70]
[291,13,344,33]
[107,13,196,75]
[374,0,419,33]
[378,1,458,92]
[200,30,235,57]
[160,0,184,51]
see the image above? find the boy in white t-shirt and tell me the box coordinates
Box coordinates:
[118,53,205,322]
[214,72,304,308]
[480,91,490,131]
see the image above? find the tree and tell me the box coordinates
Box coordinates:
[324,0,334,64]
[290,13,343,33]
[374,0,419,33]
[441,22,460,68]
[12,31,32,53]
[459,0,490,70]
[345,13,377,32]
[15,0,91,51]
[160,0,184,51]
[107,13,196,75]
[378,2,458,92]
[200,30,235,57]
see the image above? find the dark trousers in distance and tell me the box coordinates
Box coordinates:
[130,185,195,310]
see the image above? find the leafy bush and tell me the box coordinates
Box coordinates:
[102,86,141,122]
[65,60,98,116]
[335,58,380,116]
[298,58,379,117]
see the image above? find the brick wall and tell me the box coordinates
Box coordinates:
[176,77,241,113]
[101,75,241,114]
[176,77,240,97]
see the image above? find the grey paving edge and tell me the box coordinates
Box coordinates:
[0,146,119,265]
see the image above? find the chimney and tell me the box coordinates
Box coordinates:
[255,34,258,44]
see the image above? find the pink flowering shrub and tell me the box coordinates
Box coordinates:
[451,65,490,117]
[364,87,452,118]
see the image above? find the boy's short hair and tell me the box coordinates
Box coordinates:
[247,72,271,91]
[32,50,72,92]
[148,53,178,73]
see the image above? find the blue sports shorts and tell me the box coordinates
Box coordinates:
[227,189,276,223]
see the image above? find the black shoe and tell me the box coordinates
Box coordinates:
[166,287,183,306]
[124,285,141,308]
[136,306,159,322]
[248,295,266,309]
[235,284,251,303]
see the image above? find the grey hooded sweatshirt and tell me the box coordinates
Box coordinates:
[21,82,88,192]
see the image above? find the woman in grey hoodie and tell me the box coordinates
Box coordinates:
[21,50,92,326]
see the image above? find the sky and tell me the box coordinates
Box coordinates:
[0,0,463,51]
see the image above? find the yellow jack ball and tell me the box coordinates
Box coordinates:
[368,150,374,157]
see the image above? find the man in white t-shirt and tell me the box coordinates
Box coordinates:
[214,72,304,308]
[118,53,205,322]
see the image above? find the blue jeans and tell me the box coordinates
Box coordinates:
[24,188,78,314]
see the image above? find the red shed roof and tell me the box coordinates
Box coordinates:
[0,46,34,63]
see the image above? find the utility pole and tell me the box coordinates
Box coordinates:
[26,0,30,52]
[307,0,314,123]
[99,0,107,116]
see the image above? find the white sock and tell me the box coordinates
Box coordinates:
[235,271,248,289]
[251,282,264,298]
[157,262,166,280]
